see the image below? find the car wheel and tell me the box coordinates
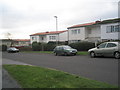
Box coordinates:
[73,53,76,56]
[90,52,96,58]
[54,53,57,56]
[114,52,120,59]
[64,52,68,56]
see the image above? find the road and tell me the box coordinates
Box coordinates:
[2,52,118,86]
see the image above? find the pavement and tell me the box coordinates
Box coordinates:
[2,58,31,88]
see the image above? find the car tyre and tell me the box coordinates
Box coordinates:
[64,52,68,56]
[73,53,76,56]
[90,52,96,58]
[54,53,58,56]
[114,52,120,59]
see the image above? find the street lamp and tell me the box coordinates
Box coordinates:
[54,16,59,46]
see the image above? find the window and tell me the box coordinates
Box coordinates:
[106,25,120,33]
[41,37,44,40]
[78,29,80,34]
[115,25,119,32]
[98,43,107,48]
[32,37,36,40]
[71,29,80,34]
[49,36,56,40]
[106,43,117,48]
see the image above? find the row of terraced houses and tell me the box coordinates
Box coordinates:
[30,18,120,44]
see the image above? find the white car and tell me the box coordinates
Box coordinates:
[7,47,19,53]
[88,42,120,59]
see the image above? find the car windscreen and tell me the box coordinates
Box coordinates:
[10,48,18,50]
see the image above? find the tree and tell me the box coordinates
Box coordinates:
[4,32,14,47]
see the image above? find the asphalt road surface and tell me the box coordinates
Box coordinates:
[2,52,119,86]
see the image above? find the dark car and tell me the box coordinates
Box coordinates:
[7,47,19,53]
[53,45,77,56]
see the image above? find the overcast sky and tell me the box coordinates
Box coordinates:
[0,0,119,39]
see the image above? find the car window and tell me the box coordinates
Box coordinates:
[106,43,117,48]
[59,47,63,50]
[63,46,72,49]
[98,43,107,48]
[55,46,59,50]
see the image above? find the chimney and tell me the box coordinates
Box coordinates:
[95,21,101,23]
[46,31,49,33]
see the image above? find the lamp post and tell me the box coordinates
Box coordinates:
[54,16,58,46]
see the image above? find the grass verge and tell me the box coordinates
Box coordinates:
[3,65,117,88]
[22,51,53,54]
[77,51,88,55]
[22,51,88,55]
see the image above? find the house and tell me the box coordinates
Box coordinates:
[67,21,101,43]
[67,18,120,43]
[0,39,30,47]
[14,39,30,46]
[0,39,15,47]
[100,18,120,41]
[30,30,68,44]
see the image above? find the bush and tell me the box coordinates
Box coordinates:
[19,46,32,51]
[69,42,95,51]
[43,43,56,51]
[31,41,67,51]
[32,42,42,51]
[0,45,7,51]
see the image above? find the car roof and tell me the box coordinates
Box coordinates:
[56,45,69,47]
[105,42,119,44]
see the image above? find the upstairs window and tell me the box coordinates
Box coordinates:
[71,29,80,34]
[32,37,36,40]
[41,37,44,40]
[106,25,120,33]
[49,36,56,40]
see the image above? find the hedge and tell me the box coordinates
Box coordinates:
[19,46,32,51]
[31,41,96,51]
[69,42,95,51]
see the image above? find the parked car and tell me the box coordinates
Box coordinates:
[53,45,77,56]
[7,47,19,53]
[88,42,120,59]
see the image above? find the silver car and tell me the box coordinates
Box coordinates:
[88,42,120,59]
[7,47,19,53]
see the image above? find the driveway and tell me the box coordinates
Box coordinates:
[2,52,118,86]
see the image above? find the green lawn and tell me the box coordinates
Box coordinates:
[22,51,53,54]
[22,51,88,55]
[77,51,88,55]
[3,65,117,88]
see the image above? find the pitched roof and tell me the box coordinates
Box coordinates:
[67,22,97,29]
[67,18,120,29]
[97,18,120,24]
[30,30,68,36]
[14,39,30,42]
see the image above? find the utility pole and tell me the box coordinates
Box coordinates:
[54,16,59,46]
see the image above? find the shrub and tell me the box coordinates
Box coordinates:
[43,42,56,51]
[32,42,42,51]
[69,42,95,51]
[19,46,32,51]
